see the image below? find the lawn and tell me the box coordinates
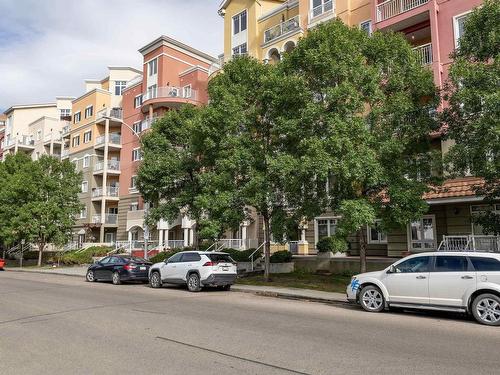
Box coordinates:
[236,271,352,294]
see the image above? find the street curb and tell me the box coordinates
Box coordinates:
[6,268,85,278]
[231,286,347,305]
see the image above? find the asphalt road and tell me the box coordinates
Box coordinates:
[0,271,498,375]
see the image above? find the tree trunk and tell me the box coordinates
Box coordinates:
[263,214,271,282]
[358,229,367,273]
[37,242,45,267]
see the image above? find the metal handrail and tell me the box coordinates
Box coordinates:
[249,242,265,271]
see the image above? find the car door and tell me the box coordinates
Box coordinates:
[470,256,500,285]
[94,257,111,279]
[382,255,431,305]
[160,252,183,283]
[100,256,119,280]
[179,253,202,281]
[428,255,476,307]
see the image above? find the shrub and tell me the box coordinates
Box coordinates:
[149,248,183,264]
[270,250,293,263]
[59,246,112,265]
[316,236,348,253]
[221,248,260,262]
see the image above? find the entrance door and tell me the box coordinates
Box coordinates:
[105,232,116,243]
[409,215,436,252]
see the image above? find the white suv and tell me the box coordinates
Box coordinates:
[149,251,237,292]
[347,252,500,326]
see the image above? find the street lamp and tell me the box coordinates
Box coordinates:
[103,116,150,260]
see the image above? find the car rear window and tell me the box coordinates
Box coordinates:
[470,257,500,271]
[130,257,148,263]
[207,254,234,263]
[181,253,202,262]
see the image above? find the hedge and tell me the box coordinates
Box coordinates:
[269,250,293,263]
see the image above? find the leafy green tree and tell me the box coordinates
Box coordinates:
[282,20,440,272]
[0,154,82,266]
[442,0,500,234]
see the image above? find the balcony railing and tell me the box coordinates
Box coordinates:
[264,15,301,44]
[5,136,34,149]
[310,0,334,20]
[142,86,198,102]
[95,133,121,147]
[105,214,118,224]
[96,108,123,120]
[376,0,429,22]
[438,235,500,253]
[62,124,71,136]
[94,160,120,172]
[92,186,119,198]
[62,149,69,158]
[413,43,432,65]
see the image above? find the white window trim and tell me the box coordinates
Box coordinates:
[359,19,372,35]
[81,181,88,193]
[453,11,472,48]
[74,111,81,124]
[367,220,387,244]
[80,207,87,219]
[232,9,248,35]
[134,94,142,108]
[82,155,91,168]
[132,148,141,162]
[407,214,437,252]
[314,216,340,246]
[183,84,192,98]
[84,105,93,119]
[83,130,92,143]
[72,135,80,147]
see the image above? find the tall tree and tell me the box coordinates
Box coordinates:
[0,154,82,266]
[282,20,440,272]
[442,0,500,234]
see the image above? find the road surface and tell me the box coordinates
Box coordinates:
[0,271,498,375]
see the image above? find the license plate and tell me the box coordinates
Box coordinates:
[140,266,146,271]
[222,266,229,271]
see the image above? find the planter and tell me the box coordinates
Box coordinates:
[317,251,334,259]
[332,252,347,258]
[269,262,294,274]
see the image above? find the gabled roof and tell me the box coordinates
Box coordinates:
[138,35,217,64]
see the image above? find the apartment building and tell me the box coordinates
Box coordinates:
[117,36,218,252]
[1,98,73,161]
[0,115,6,160]
[217,0,495,256]
[68,67,142,245]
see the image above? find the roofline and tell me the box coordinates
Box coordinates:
[4,102,56,115]
[138,35,218,64]
[258,0,299,22]
[108,66,143,74]
[426,196,486,205]
[179,65,210,77]
[28,116,60,126]
[72,88,111,103]
[55,96,76,100]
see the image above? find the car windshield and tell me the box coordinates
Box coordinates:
[208,254,234,263]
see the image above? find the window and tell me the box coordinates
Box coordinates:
[115,81,127,96]
[311,0,333,18]
[99,257,111,265]
[367,220,387,244]
[132,148,142,161]
[393,256,431,273]
[130,175,138,189]
[409,216,435,251]
[83,155,90,168]
[36,130,42,141]
[360,20,372,35]
[232,43,248,56]
[132,121,142,134]
[84,106,93,119]
[74,112,81,124]
[72,135,80,147]
[233,10,247,35]
[316,218,338,242]
[167,253,183,263]
[81,181,88,193]
[129,202,139,211]
[147,84,157,99]
[134,95,142,108]
[183,85,192,98]
[454,12,471,48]
[83,130,92,143]
[207,254,234,263]
[180,253,202,262]
[470,257,500,272]
[148,58,158,76]
[60,108,71,119]
[434,256,469,272]
[80,207,87,219]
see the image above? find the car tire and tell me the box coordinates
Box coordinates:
[222,285,231,291]
[187,273,201,292]
[359,285,385,313]
[112,271,121,285]
[150,272,162,289]
[86,270,97,282]
[472,293,500,326]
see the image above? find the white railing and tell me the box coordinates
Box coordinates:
[142,86,198,102]
[166,240,185,249]
[264,15,300,44]
[92,214,102,224]
[438,235,500,253]
[92,186,119,198]
[61,149,69,158]
[44,133,62,143]
[62,124,71,136]
[94,160,120,172]
[310,0,334,20]
[6,136,34,148]
[105,214,118,224]
[96,108,123,120]
[376,0,428,22]
[413,43,432,65]
[95,133,121,146]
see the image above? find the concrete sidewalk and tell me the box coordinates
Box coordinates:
[6,266,347,304]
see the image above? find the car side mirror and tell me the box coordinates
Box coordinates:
[164,260,168,264]
[387,265,396,274]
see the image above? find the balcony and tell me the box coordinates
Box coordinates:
[376,0,429,22]
[91,186,119,200]
[94,133,121,149]
[61,124,71,137]
[5,136,35,151]
[141,86,199,111]
[93,160,121,174]
[61,149,70,159]
[264,16,301,44]
[309,0,335,24]
[413,43,432,65]
[92,214,118,225]
[44,133,62,144]
[438,235,500,253]
[96,108,123,122]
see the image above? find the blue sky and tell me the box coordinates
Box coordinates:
[0,0,223,111]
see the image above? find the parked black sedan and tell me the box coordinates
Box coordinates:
[86,255,152,285]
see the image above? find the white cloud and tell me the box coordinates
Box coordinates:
[0,0,223,110]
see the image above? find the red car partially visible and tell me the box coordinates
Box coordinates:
[0,258,5,270]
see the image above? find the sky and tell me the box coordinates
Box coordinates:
[0,0,224,111]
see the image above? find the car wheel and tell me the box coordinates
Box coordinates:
[150,272,162,289]
[112,271,121,285]
[472,293,500,326]
[359,285,385,313]
[222,285,231,291]
[187,273,201,292]
[86,270,97,282]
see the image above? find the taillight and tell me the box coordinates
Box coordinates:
[203,261,214,267]
[124,264,135,271]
